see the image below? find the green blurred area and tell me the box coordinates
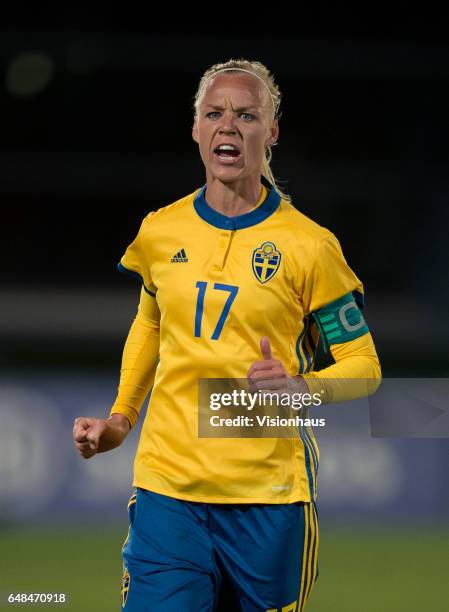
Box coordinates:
[1,525,448,611]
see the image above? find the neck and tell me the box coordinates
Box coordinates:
[204,176,265,217]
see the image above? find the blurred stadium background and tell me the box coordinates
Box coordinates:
[1,16,448,611]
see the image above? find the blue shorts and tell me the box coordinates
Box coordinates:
[121,488,318,612]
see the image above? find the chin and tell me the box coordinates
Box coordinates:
[210,164,247,182]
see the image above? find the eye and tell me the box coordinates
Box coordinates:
[240,112,255,121]
[206,111,221,119]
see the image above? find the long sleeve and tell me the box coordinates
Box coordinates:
[302,331,382,402]
[110,287,160,428]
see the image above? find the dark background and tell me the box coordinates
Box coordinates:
[2,19,448,374]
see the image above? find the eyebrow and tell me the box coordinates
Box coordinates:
[204,104,260,113]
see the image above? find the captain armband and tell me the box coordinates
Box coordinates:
[312,292,369,351]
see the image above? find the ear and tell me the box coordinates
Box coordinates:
[192,119,199,144]
[266,118,279,147]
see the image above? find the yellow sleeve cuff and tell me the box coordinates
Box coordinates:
[302,333,381,403]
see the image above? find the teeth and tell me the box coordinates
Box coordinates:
[217,144,238,151]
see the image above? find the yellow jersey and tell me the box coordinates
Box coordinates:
[113,178,368,504]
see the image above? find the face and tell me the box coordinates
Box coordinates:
[192,72,279,184]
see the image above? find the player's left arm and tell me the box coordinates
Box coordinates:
[248,329,381,401]
[300,290,381,400]
[248,293,381,400]
[298,233,381,400]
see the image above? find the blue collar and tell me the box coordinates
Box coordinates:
[193,178,281,230]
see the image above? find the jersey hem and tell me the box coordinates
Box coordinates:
[132,479,312,505]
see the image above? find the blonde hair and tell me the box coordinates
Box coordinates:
[193,59,291,202]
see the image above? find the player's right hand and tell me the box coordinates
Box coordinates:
[73,414,131,459]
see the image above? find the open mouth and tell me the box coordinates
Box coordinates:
[213,144,242,164]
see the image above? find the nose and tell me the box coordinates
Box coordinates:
[219,110,237,133]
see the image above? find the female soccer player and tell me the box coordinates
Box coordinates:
[73,59,381,611]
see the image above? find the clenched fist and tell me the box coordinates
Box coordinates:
[73,413,131,459]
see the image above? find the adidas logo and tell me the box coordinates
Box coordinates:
[171,248,188,263]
